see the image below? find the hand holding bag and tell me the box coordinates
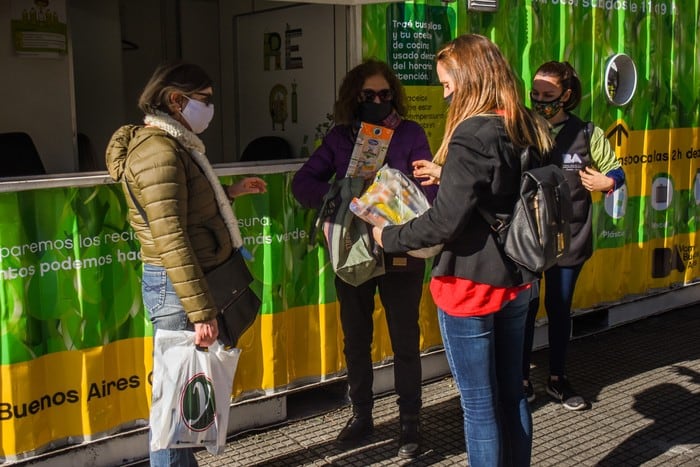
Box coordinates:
[150,330,240,455]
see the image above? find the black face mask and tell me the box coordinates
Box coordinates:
[358,101,392,124]
[444,92,454,106]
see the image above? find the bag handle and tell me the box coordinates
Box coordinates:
[308,178,346,247]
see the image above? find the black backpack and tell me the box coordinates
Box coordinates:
[479,146,573,273]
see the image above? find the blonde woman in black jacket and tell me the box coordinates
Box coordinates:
[373,35,552,467]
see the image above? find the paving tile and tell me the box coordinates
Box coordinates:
[190,305,700,466]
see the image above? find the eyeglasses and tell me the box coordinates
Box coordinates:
[190,92,214,106]
[360,88,394,103]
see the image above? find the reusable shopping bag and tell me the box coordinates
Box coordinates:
[150,330,240,455]
[312,176,385,287]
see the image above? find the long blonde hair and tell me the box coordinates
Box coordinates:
[433,34,552,165]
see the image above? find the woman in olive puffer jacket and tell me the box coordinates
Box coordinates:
[106,61,265,467]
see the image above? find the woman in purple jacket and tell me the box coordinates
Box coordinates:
[292,59,436,459]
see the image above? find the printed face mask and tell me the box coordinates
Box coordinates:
[358,101,393,124]
[531,93,564,120]
[181,96,215,134]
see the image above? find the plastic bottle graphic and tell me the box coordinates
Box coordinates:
[651,175,673,211]
[656,182,667,206]
[604,183,627,219]
[650,175,674,234]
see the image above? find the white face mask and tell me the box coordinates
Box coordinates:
[180,96,214,134]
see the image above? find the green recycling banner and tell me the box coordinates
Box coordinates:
[0,172,442,460]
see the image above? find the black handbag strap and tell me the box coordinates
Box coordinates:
[120,131,210,229]
[123,177,248,260]
[123,180,151,227]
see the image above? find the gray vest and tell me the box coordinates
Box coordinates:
[549,115,594,266]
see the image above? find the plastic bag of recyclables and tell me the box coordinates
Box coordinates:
[349,165,442,258]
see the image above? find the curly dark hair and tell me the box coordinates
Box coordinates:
[333,59,407,125]
[534,61,582,112]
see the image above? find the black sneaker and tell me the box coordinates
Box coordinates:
[546,377,588,411]
[524,380,536,403]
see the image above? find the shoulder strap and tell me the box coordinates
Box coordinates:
[308,178,344,246]
[583,120,593,156]
[308,176,369,246]
[477,205,505,234]
[124,180,150,227]
[120,128,158,227]
[477,145,531,234]
[520,144,541,171]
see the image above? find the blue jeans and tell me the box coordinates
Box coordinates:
[438,286,534,467]
[522,264,583,379]
[142,264,198,467]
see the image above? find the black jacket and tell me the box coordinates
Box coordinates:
[382,115,537,287]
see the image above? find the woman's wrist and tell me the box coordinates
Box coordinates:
[224,184,235,201]
[603,175,615,195]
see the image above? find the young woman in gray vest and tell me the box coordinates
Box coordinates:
[522,61,625,410]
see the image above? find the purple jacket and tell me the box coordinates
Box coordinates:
[292,120,437,209]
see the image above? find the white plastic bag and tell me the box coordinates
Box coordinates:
[150,329,240,455]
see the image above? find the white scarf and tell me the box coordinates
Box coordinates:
[144,113,243,249]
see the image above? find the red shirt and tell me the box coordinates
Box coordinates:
[430,276,531,317]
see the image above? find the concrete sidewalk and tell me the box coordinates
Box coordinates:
[191,305,700,466]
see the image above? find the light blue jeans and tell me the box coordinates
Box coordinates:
[438,286,534,467]
[142,263,198,467]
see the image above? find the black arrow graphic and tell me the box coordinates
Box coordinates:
[607,124,629,147]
